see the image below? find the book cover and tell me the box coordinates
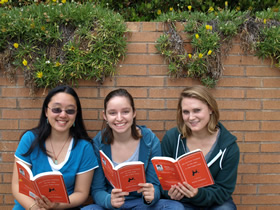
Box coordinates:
[151,149,214,190]
[99,150,146,192]
[16,161,69,203]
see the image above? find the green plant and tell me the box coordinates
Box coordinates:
[0,2,127,94]
[155,6,280,88]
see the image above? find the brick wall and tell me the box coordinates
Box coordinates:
[1,22,280,209]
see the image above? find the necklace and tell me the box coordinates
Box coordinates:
[50,136,70,165]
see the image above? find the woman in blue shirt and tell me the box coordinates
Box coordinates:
[82,88,183,210]
[12,85,98,210]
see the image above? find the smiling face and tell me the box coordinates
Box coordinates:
[181,97,212,134]
[103,96,136,135]
[45,92,77,135]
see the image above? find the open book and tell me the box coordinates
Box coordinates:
[16,161,69,203]
[151,149,214,190]
[99,150,146,192]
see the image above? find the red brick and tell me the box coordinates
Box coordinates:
[135,99,165,109]
[263,100,280,110]
[246,111,280,120]
[0,120,18,130]
[149,110,176,120]
[245,132,280,142]
[117,65,147,76]
[220,111,244,120]
[244,154,280,164]
[0,184,11,193]
[238,143,259,153]
[223,55,242,65]
[261,144,280,152]
[240,195,280,204]
[121,54,165,65]
[1,153,14,162]
[218,100,261,110]
[247,89,280,99]
[1,131,22,141]
[148,65,168,75]
[238,164,259,173]
[261,122,280,130]
[222,122,260,131]
[241,55,263,65]
[82,110,98,120]
[147,43,159,53]
[263,78,280,87]
[19,120,38,130]
[150,88,181,99]
[126,43,147,53]
[0,99,16,108]
[246,66,280,76]
[223,66,244,76]
[211,89,246,99]
[142,22,157,32]
[3,173,12,183]
[80,99,103,109]
[18,98,44,108]
[260,164,280,173]
[234,185,257,194]
[126,32,162,42]
[166,77,201,87]
[117,76,164,87]
[137,121,164,131]
[2,110,41,119]
[126,22,141,32]
[218,78,262,87]
[259,185,280,194]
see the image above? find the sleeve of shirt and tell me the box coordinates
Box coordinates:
[77,141,99,175]
[14,131,35,165]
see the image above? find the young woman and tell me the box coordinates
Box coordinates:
[161,85,239,210]
[12,85,98,210]
[82,88,184,210]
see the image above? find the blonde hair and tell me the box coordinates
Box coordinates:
[177,85,219,138]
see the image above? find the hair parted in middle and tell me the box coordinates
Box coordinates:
[177,85,220,138]
[101,88,142,144]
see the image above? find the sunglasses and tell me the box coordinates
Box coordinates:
[48,107,76,115]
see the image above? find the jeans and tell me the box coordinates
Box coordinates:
[182,198,237,210]
[81,198,185,210]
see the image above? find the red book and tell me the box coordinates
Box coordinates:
[16,161,69,203]
[151,149,214,190]
[99,150,146,192]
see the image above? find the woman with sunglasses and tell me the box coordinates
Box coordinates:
[12,85,98,210]
[161,86,239,209]
[82,88,184,210]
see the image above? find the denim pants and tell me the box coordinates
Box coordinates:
[81,198,185,210]
[182,198,237,210]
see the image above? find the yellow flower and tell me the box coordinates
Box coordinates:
[55,61,61,67]
[30,23,35,29]
[4,0,8,2]
[52,0,57,2]
[205,25,210,30]
[207,50,212,55]
[188,54,192,59]
[157,9,161,15]
[209,25,213,30]
[188,6,192,11]
[199,53,203,58]
[236,6,240,11]
[208,7,214,12]
[195,34,199,39]
[263,19,267,24]
[36,71,43,79]
[0,0,4,5]
[1,27,7,32]
[22,59,28,66]
[225,1,228,7]
[62,0,66,3]
[13,43,19,49]
[41,26,45,31]
[169,7,173,12]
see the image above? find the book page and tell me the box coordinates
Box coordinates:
[16,161,39,199]
[151,158,183,190]
[177,151,214,188]
[117,164,146,192]
[99,151,120,189]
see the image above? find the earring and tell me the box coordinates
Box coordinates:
[73,122,75,127]
[46,118,49,124]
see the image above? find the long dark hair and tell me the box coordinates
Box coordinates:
[22,85,91,157]
[101,88,141,144]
